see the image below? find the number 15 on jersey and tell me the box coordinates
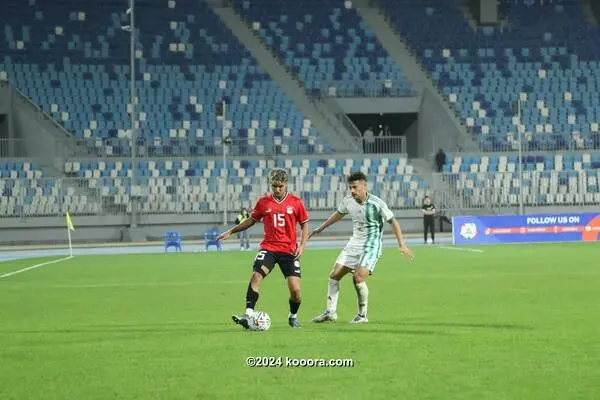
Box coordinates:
[273,213,285,227]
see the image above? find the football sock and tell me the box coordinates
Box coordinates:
[326,278,340,313]
[246,284,259,314]
[354,282,369,317]
[289,299,300,317]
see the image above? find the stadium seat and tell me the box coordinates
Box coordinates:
[164,231,183,253]
[0,0,332,156]
[232,0,413,98]
[65,156,430,213]
[0,160,101,216]
[442,151,600,206]
[204,228,223,251]
[379,0,600,151]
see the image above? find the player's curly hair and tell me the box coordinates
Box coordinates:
[268,168,289,184]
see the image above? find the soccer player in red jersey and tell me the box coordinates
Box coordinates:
[217,168,310,329]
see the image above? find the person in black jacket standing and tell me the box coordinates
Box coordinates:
[422,196,435,244]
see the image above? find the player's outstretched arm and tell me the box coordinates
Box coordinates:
[308,211,345,240]
[390,218,414,261]
[217,218,257,241]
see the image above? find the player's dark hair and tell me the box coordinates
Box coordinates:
[347,172,367,183]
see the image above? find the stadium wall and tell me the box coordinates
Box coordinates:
[12,98,65,171]
[0,206,594,246]
[0,210,428,245]
[418,88,477,159]
[0,83,9,114]
[336,97,420,113]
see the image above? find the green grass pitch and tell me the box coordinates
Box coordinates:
[1,243,599,399]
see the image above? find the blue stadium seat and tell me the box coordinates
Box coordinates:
[232,0,412,98]
[0,0,332,156]
[379,0,600,150]
[63,155,429,213]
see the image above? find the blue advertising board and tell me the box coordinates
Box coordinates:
[452,213,600,245]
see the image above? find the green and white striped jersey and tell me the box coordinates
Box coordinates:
[337,193,394,255]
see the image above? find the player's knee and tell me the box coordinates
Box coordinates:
[290,288,301,302]
[329,264,345,280]
[253,265,269,279]
[287,278,301,301]
[353,270,368,284]
[250,272,264,289]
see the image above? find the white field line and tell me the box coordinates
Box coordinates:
[438,246,484,253]
[0,256,74,279]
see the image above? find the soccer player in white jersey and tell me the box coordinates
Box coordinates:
[309,172,414,323]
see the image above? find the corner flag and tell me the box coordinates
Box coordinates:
[66,211,75,231]
[65,211,75,257]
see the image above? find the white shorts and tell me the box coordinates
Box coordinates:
[335,247,380,272]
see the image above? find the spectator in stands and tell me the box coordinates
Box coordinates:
[235,207,251,250]
[435,148,446,172]
[363,126,375,153]
[383,124,391,136]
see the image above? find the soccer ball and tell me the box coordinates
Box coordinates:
[249,311,271,331]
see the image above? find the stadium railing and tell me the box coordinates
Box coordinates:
[432,170,600,213]
[432,134,600,153]
[317,80,424,99]
[1,135,407,159]
[68,136,338,158]
[360,136,407,154]
[1,170,598,219]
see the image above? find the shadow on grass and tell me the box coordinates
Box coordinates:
[0,321,236,335]
[0,321,532,338]
[377,321,533,330]
[321,327,447,335]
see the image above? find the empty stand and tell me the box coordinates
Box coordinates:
[63,156,429,214]
[0,160,100,216]
[233,0,412,97]
[0,0,332,156]
[442,152,600,207]
[379,0,600,151]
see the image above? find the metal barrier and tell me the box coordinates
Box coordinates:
[471,134,600,153]
[70,136,338,159]
[1,134,406,167]
[432,170,600,213]
[312,96,363,149]
[317,80,422,99]
[361,136,407,155]
[2,169,599,219]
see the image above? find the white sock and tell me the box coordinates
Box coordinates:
[289,313,297,319]
[354,282,369,317]
[326,278,340,314]
[245,308,254,317]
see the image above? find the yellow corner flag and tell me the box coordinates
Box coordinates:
[66,211,75,231]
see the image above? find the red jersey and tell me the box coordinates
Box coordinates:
[250,193,310,255]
